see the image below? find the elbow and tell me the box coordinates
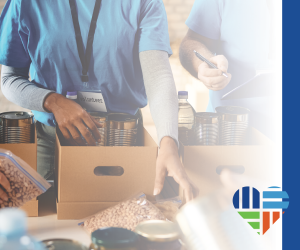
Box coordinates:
[1,74,15,104]
[179,39,190,72]
[1,74,9,99]
[179,40,186,68]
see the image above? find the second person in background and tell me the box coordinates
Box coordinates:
[179,0,272,113]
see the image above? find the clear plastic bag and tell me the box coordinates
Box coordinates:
[79,193,166,233]
[0,149,51,208]
[153,196,182,222]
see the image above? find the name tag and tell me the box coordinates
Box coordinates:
[78,91,107,112]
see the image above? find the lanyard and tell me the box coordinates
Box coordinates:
[69,0,102,83]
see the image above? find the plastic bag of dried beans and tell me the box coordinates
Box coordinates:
[0,149,51,208]
[153,196,182,222]
[79,193,166,233]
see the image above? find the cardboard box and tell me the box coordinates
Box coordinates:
[0,126,38,216]
[179,127,274,200]
[55,127,158,220]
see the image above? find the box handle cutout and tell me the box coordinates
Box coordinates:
[216,165,245,175]
[94,166,124,176]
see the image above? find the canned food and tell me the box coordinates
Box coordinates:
[215,106,250,145]
[0,111,34,144]
[88,112,108,146]
[42,239,88,250]
[135,220,181,250]
[107,113,138,146]
[194,112,220,145]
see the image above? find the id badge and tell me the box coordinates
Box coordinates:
[77,91,107,112]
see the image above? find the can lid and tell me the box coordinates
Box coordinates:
[0,111,33,120]
[135,220,180,242]
[195,112,220,124]
[215,106,250,115]
[178,91,188,99]
[92,228,138,248]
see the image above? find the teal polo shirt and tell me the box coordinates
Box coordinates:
[0,0,172,126]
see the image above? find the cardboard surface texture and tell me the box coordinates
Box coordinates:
[0,126,38,216]
[57,200,118,220]
[179,127,274,200]
[55,127,158,220]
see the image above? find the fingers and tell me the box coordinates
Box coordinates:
[198,66,231,91]
[210,55,228,72]
[68,126,86,146]
[153,162,167,196]
[59,127,77,146]
[198,62,224,77]
[83,114,101,143]
[172,168,194,202]
[197,55,231,91]
[89,115,104,128]
[76,123,96,146]
[0,172,11,193]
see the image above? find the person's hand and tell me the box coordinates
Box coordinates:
[153,137,198,202]
[198,55,232,91]
[44,93,102,146]
[0,172,11,204]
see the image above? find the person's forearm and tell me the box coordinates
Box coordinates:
[1,65,54,112]
[179,30,214,78]
[139,50,178,148]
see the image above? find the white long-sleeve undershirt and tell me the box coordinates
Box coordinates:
[1,50,178,147]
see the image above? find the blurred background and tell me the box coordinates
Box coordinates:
[0,0,208,143]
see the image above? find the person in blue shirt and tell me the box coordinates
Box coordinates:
[179,0,273,137]
[0,0,198,202]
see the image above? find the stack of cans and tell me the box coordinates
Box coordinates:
[88,112,107,146]
[194,112,220,145]
[107,113,138,146]
[0,112,34,144]
[216,106,250,145]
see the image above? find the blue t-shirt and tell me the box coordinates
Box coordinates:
[186,0,270,112]
[0,0,172,126]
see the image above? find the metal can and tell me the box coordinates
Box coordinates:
[0,111,34,144]
[89,227,139,250]
[107,113,138,146]
[88,112,108,146]
[42,239,88,250]
[215,106,250,145]
[135,220,182,250]
[194,112,220,145]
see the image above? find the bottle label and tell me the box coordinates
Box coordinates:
[77,91,107,112]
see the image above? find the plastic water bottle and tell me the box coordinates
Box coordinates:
[0,208,46,250]
[66,91,79,104]
[178,91,195,145]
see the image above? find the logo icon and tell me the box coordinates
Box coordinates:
[233,186,289,235]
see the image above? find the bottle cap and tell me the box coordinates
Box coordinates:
[66,91,78,99]
[0,209,27,236]
[66,91,77,96]
[178,91,188,99]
